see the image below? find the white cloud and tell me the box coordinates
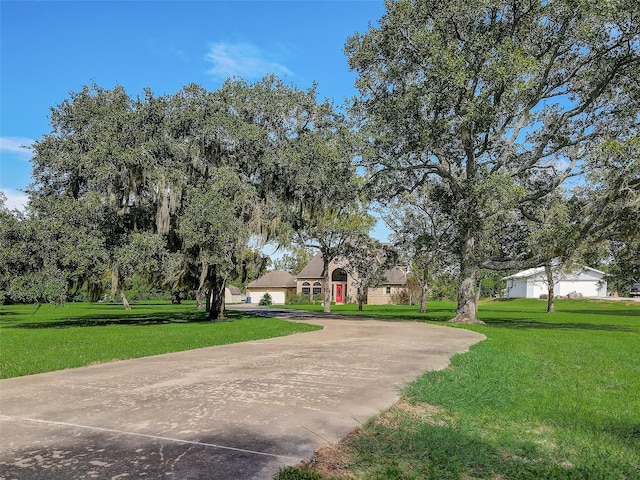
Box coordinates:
[0,137,34,159]
[205,42,292,81]
[1,188,28,212]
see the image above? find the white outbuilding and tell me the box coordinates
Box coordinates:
[224,285,243,304]
[503,266,607,299]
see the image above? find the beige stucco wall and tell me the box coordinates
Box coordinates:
[367,285,406,305]
[296,280,323,296]
[296,280,355,303]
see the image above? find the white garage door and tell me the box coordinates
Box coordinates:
[250,290,286,305]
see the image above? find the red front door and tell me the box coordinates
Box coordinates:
[336,284,343,303]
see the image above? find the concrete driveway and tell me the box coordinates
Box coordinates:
[0,306,484,479]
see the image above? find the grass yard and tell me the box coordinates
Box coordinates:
[280,299,640,480]
[0,301,321,379]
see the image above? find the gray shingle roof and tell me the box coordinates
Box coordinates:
[247,270,297,288]
[296,252,324,278]
[383,266,407,285]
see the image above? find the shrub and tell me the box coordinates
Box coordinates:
[258,293,272,306]
[391,289,410,305]
[285,293,323,305]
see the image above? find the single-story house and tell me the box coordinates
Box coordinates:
[502,266,607,299]
[245,270,297,305]
[284,251,408,305]
[224,285,243,304]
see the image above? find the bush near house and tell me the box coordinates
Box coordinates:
[390,289,410,305]
[258,293,273,306]
[285,293,324,305]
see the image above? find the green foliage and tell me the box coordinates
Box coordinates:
[390,289,410,305]
[272,247,314,275]
[285,292,323,305]
[0,301,321,378]
[428,273,457,301]
[0,196,109,305]
[383,183,456,311]
[125,274,173,301]
[605,239,640,295]
[258,292,273,306]
[477,270,507,299]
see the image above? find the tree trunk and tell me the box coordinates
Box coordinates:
[111,266,131,310]
[119,288,131,311]
[449,234,484,324]
[419,284,427,314]
[322,254,331,313]
[206,267,226,321]
[545,262,555,313]
[213,279,226,320]
[196,291,204,310]
[419,266,428,313]
[196,261,208,310]
[357,286,364,311]
[110,268,118,302]
[171,291,181,304]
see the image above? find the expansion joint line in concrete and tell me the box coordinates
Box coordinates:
[0,415,297,461]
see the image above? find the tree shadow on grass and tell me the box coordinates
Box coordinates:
[345,415,635,480]
[603,420,640,450]
[7,310,252,329]
[480,317,634,332]
[558,308,640,317]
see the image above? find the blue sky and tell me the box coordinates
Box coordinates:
[0,0,391,239]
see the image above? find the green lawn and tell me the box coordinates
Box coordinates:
[279,299,640,480]
[0,301,321,379]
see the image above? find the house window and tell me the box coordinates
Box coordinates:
[313,282,322,295]
[302,281,311,295]
[385,286,391,294]
[331,268,347,282]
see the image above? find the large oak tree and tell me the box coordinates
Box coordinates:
[27,75,357,317]
[346,0,639,322]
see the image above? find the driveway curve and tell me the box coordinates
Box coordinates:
[0,306,484,479]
